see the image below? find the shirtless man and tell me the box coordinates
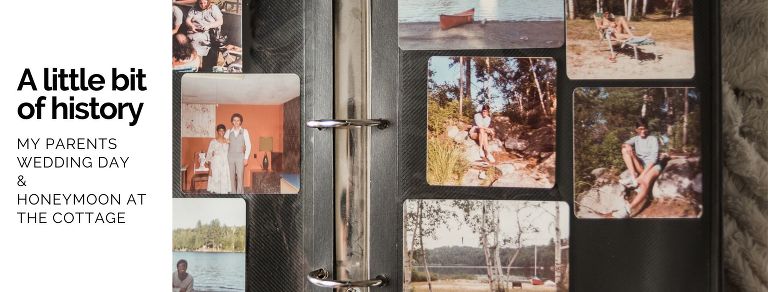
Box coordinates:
[599,11,652,41]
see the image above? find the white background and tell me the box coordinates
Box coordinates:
[0,0,171,290]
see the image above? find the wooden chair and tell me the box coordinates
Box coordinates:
[190,151,209,192]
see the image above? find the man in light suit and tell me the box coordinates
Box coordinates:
[226,113,250,193]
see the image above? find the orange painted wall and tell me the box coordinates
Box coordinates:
[181,104,284,190]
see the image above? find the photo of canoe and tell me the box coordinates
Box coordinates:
[439,8,475,30]
[399,0,564,50]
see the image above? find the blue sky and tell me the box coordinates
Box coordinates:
[430,56,520,113]
[173,198,246,228]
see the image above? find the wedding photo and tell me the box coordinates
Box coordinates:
[404,200,569,292]
[566,0,695,79]
[399,0,564,50]
[173,198,245,292]
[427,57,556,188]
[180,74,301,194]
[573,87,702,219]
[172,0,242,72]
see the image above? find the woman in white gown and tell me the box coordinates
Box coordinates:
[206,124,232,194]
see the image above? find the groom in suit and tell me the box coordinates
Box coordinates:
[226,113,251,193]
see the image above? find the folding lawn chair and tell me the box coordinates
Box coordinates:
[594,13,660,64]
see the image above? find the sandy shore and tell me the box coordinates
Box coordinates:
[566,18,695,79]
[567,39,695,79]
[399,21,564,50]
[411,280,556,292]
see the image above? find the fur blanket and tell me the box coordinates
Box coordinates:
[722,0,768,291]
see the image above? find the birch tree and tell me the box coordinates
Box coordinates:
[671,0,679,18]
[454,200,504,292]
[405,200,455,292]
[528,58,549,117]
[458,56,464,116]
[683,88,689,152]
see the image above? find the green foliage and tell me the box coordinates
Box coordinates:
[172,219,246,252]
[410,271,476,282]
[427,98,461,136]
[426,137,468,185]
[572,0,693,19]
[411,271,439,282]
[411,244,558,281]
[430,57,557,130]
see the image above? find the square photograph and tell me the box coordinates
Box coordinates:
[404,200,570,292]
[173,198,246,292]
[180,74,301,194]
[172,0,242,73]
[427,57,556,188]
[566,0,694,79]
[573,87,702,219]
[399,0,564,50]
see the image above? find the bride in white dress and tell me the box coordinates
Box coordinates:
[206,124,232,193]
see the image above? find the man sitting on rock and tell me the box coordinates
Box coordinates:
[469,104,496,163]
[616,118,666,218]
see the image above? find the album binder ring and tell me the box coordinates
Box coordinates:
[306,119,389,130]
[307,268,388,288]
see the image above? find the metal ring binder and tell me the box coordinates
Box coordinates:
[307,268,388,288]
[306,119,389,130]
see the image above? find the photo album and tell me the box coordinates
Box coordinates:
[1,0,730,291]
[171,0,721,291]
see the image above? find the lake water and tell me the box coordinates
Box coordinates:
[399,0,564,23]
[172,252,245,292]
[414,266,554,281]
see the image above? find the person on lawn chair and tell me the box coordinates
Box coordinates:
[598,11,654,62]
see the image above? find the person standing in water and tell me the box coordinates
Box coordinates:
[172,259,194,292]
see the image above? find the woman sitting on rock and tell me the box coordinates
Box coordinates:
[469,104,496,163]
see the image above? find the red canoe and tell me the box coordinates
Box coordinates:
[530,276,544,285]
[439,8,475,30]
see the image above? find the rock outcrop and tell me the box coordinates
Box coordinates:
[576,157,702,218]
[442,117,555,188]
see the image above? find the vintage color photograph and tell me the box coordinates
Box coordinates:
[404,200,570,292]
[427,57,556,188]
[180,74,301,194]
[173,198,246,292]
[399,0,564,50]
[172,0,242,72]
[566,0,694,79]
[574,87,702,219]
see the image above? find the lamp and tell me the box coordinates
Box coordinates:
[259,136,273,171]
